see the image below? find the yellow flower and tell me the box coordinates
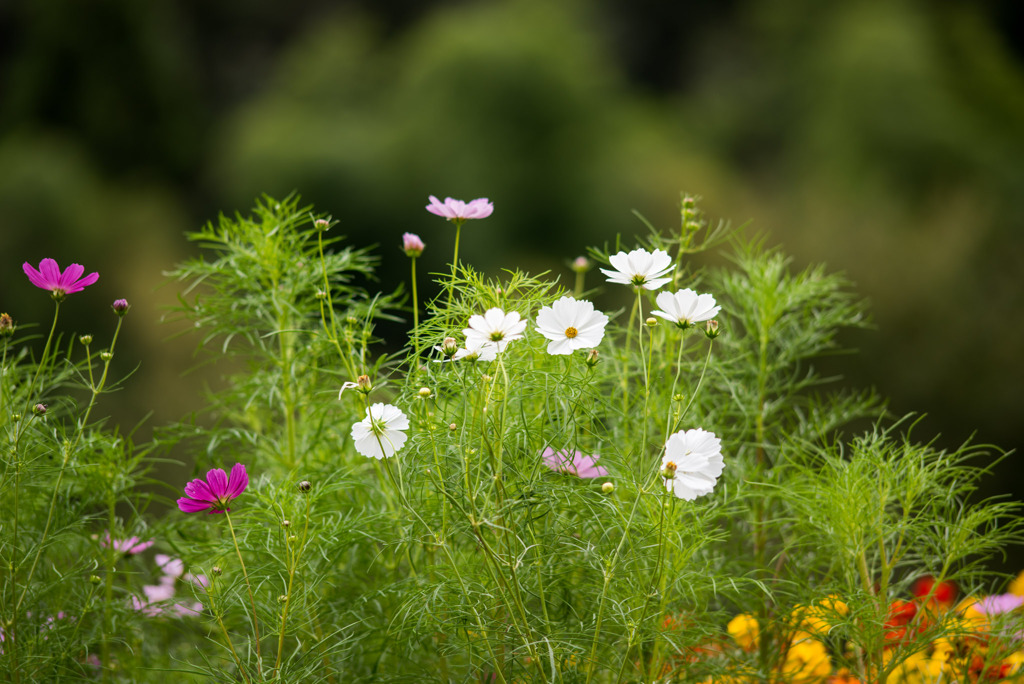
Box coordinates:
[782,638,831,682]
[727,613,759,650]
[1008,569,1024,597]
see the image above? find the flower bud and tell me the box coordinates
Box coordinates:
[662,461,678,479]
[601,482,615,494]
[278,594,289,602]
[315,290,328,300]
[704,320,721,339]
[645,317,658,327]
[100,351,113,362]
[345,316,359,326]
[212,566,222,576]
[287,535,297,544]
[584,349,599,368]
[0,313,14,337]
[298,480,311,493]
[449,423,457,431]
[33,403,47,416]
[356,375,372,395]
[418,387,432,398]
[282,520,291,528]
[571,256,590,273]
[402,232,425,258]
[441,337,459,358]
[79,334,92,345]
[314,218,331,232]
[111,299,130,317]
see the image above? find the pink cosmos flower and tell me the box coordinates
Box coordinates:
[102,533,154,555]
[426,195,494,221]
[22,258,99,299]
[542,447,609,479]
[402,232,425,257]
[177,463,248,514]
[975,593,1024,616]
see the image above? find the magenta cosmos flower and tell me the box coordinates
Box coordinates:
[23,258,99,300]
[177,463,248,514]
[426,195,494,221]
[543,447,609,479]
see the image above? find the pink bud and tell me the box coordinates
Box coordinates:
[402,233,425,257]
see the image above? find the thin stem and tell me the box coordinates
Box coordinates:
[224,510,263,676]
[447,220,464,312]
[209,576,252,684]
[410,256,421,379]
[274,491,312,674]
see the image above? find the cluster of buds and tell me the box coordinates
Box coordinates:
[0,313,14,337]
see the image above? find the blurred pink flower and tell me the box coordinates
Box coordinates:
[22,258,99,299]
[155,554,184,578]
[402,232,425,257]
[542,448,609,479]
[426,195,493,221]
[975,593,1024,615]
[177,463,248,514]
[102,533,154,555]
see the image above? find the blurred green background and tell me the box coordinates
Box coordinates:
[2,0,1022,560]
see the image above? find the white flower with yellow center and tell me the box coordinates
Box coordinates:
[351,403,409,459]
[535,296,609,356]
[652,288,721,329]
[463,308,527,353]
[600,248,674,290]
[661,428,724,500]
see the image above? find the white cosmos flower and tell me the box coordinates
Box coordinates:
[463,308,527,353]
[662,428,724,501]
[600,248,674,290]
[351,403,410,459]
[535,296,609,355]
[652,289,721,329]
[454,339,498,362]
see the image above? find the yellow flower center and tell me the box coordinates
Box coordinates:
[564,326,578,338]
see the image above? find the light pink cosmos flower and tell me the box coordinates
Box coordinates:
[177,463,248,514]
[542,448,609,479]
[426,195,494,221]
[23,258,99,299]
[102,533,154,555]
[402,232,425,257]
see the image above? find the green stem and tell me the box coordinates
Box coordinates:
[224,510,263,676]
[274,491,312,674]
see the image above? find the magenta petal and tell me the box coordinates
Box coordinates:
[22,262,48,289]
[183,478,215,502]
[226,463,248,499]
[39,258,61,285]
[205,468,229,498]
[67,271,99,293]
[59,263,85,288]
[177,497,213,513]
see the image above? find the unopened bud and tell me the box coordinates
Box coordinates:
[298,480,311,492]
[89,575,102,585]
[584,349,599,367]
[79,334,93,345]
[111,299,130,316]
[212,566,222,576]
[645,317,658,327]
[345,316,358,326]
[356,375,372,394]
[33,403,47,416]
[704,320,721,339]
[449,423,457,431]
[100,351,113,362]
[662,461,678,479]
[441,337,459,357]
[314,218,331,232]
[287,535,297,544]
[278,594,289,602]
[571,256,590,273]
[315,290,327,300]
[0,313,14,337]
[601,482,615,494]
[282,520,291,528]
[402,232,425,258]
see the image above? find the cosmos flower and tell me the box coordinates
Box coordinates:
[464,308,527,353]
[351,403,410,459]
[535,296,608,356]
[23,258,99,300]
[177,463,249,514]
[600,248,673,290]
[652,289,721,329]
[542,447,608,479]
[426,196,494,221]
[661,428,724,501]
[974,594,1024,616]
[102,533,154,555]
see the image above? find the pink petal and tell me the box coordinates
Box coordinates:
[183,478,214,502]
[65,271,99,294]
[205,468,228,499]
[177,497,213,513]
[225,463,248,499]
[59,263,85,289]
[39,258,62,285]
[22,262,49,289]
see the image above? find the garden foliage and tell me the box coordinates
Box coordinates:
[0,194,1020,682]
